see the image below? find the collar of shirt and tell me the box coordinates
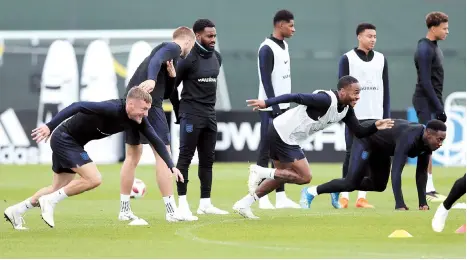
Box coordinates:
[268,35,285,49]
[353,47,374,62]
[194,41,214,58]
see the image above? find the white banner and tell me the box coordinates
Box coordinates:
[37,40,79,163]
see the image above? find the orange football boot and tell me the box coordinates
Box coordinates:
[355,198,375,208]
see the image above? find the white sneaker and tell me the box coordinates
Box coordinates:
[4,206,27,230]
[233,201,259,219]
[432,203,449,232]
[197,205,229,215]
[38,196,55,228]
[248,165,262,195]
[165,211,186,222]
[178,204,199,221]
[118,210,139,221]
[259,195,275,209]
[276,197,301,209]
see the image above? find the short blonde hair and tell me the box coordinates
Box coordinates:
[172,26,195,40]
[126,86,152,104]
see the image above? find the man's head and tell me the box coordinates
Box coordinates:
[356,23,376,51]
[273,10,295,39]
[172,26,196,57]
[126,86,152,124]
[426,12,449,41]
[337,75,360,106]
[193,19,217,51]
[424,119,447,151]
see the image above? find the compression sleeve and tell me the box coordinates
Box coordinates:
[415,152,430,207]
[265,92,331,110]
[390,139,411,208]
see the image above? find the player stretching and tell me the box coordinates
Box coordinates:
[170,19,228,220]
[119,27,195,222]
[255,10,300,209]
[432,173,466,232]
[4,87,182,230]
[412,12,449,202]
[232,75,394,218]
[303,119,446,210]
[338,23,390,209]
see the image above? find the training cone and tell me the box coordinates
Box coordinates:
[388,229,413,238]
[455,224,466,234]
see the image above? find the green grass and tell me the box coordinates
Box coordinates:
[0,163,465,258]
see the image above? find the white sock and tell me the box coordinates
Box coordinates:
[199,198,212,208]
[16,198,34,215]
[257,167,276,179]
[341,192,349,200]
[178,195,188,209]
[276,191,286,201]
[163,196,175,214]
[357,191,367,199]
[307,186,318,196]
[120,194,131,212]
[239,194,258,207]
[426,173,436,192]
[50,188,68,204]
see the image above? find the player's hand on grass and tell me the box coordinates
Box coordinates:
[166,60,176,78]
[419,204,430,210]
[32,125,51,143]
[171,167,184,183]
[139,80,156,93]
[375,119,394,130]
[246,99,266,111]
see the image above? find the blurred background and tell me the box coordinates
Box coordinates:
[0,0,465,166]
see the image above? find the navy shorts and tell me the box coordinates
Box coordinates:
[50,127,93,174]
[412,96,437,125]
[125,106,170,145]
[268,124,305,163]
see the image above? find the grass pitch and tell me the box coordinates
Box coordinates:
[0,163,465,258]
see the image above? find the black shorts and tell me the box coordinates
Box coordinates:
[50,127,93,174]
[125,106,170,145]
[412,96,437,125]
[268,124,305,163]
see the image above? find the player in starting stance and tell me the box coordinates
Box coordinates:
[3,87,182,230]
[232,75,394,218]
[302,119,446,210]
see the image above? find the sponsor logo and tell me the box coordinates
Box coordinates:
[0,109,39,164]
[198,77,217,83]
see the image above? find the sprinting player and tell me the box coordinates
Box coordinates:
[302,119,446,211]
[432,173,466,232]
[255,9,300,209]
[119,26,195,222]
[232,75,394,219]
[412,12,449,202]
[338,23,390,209]
[170,19,228,220]
[3,87,183,230]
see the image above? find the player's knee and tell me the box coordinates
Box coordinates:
[125,145,143,166]
[88,173,102,189]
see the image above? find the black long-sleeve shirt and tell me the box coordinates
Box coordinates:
[258,36,286,117]
[338,48,390,118]
[45,100,175,169]
[125,42,181,108]
[414,38,444,111]
[364,119,431,208]
[170,42,222,120]
[264,91,378,138]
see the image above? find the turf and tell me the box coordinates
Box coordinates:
[0,163,465,258]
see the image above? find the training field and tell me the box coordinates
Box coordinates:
[0,163,465,258]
